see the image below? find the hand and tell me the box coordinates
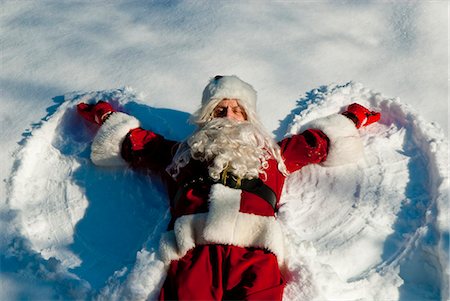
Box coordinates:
[342,103,381,128]
[77,101,115,125]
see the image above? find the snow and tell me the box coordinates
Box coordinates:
[1,1,448,301]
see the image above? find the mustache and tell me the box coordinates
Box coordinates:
[167,116,289,180]
[168,118,270,181]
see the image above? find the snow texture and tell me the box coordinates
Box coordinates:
[4,83,448,300]
[1,2,448,300]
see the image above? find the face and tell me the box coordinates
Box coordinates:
[212,99,247,121]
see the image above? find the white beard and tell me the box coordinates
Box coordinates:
[167,118,287,181]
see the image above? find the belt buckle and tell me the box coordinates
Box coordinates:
[221,167,242,189]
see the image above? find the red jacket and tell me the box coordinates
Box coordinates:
[90,112,363,265]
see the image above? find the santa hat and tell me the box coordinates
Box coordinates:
[202,75,257,111]
[192,75,258,124]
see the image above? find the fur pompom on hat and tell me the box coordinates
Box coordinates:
[192,75,258,125]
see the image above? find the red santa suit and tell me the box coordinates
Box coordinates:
[87,76,364,300]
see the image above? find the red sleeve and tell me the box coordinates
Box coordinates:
[121,127,179,172]
[279,129,329,173]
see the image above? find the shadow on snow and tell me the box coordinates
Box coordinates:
[6,91,195,296]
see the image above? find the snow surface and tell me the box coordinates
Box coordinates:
[1,1,448,301]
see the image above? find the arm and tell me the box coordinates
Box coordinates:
[280,129,329,173]
[77,101,177,172]
[281,103,380,173]
[121,127,178,170]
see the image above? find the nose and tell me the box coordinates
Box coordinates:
[225,107,239,120]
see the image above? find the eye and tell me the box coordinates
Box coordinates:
[213,107,227,117]
[232,107,243,114]
[232,106,247,119]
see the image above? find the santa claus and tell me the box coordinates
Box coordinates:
[77,75,380,300]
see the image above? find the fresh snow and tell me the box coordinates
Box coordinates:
[1,1,448,301]
[4,83,449,300]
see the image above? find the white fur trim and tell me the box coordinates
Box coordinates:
[202,75,257,112]
[91,112,140,166]
[204,184,285,264]
[302,114,363,166]
[158,231,178,262]
[158,213,208,262]
[158,184,285,266]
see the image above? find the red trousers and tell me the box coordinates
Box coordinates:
[159,245,285,300]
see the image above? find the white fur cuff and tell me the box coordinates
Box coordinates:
[303,114,363,166]
[91,112,140,166]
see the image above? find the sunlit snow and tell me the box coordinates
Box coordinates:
[1,2,448,300]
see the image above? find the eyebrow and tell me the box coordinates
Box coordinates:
[215,105,243,109]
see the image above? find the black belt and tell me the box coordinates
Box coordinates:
[174,169,278,212]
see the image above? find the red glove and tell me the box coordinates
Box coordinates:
[342,103,381,128]
[77,101,115,125]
